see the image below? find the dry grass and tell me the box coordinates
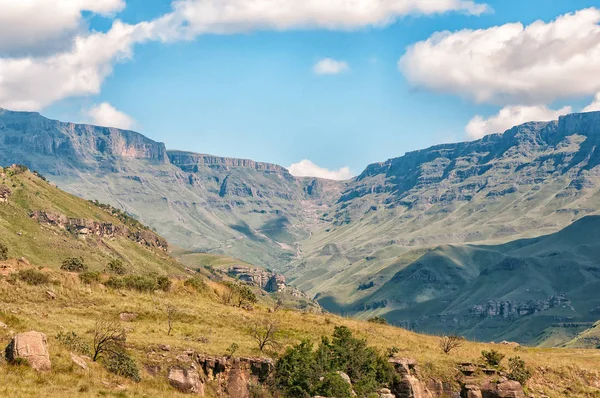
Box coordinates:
[0,266,599,397]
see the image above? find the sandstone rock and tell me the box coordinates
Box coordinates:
[481,380,525,398]
[168,367,204,394]
[392,375,433,398]
[159,344,171,351]
[336,371,352,385]
[5,331,51,371]
[0,321,7,329]
[463,384,482,398]
[70,352,88,370]
[378,388,395,398]
[389,357,418,375]
[227,265,286,292]
[227,358,250,398]
[17,257,30,266]
[46,291,56,300]
[119,312,138,322]
[145,364,161,376]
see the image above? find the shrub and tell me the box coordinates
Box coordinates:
[481,349,505,368]
[508,356,532,385]
[55,331,92,356]
[0,242,8,261]
[249,320,280,352]
[275,326,394,397]
[439,335,465,355]
[226,343,239,358]
[103,350,141,382]
[107,259,127,275]
[223,282,258,307]
[367,316,388,325]
[315,372,353,398]
[184,277,207,292]
[156,275,171,292]
[61,257,88,273]
[386,346,400,358]
[17,269,49,285]
[105,276,125,290]
[79,271,101,285]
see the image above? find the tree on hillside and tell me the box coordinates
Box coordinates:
[249,319,280,352]
[439,334,465,355]
[92,319,126,362]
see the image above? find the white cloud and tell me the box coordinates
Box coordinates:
[313,58,349,75]
[465,105,572,139]
[0,20,155,110]
[288,160,353,181]
[400,8,600,105]
[583,93,600,112]
[87,102,135,129]
[156,0,488,39]
[0,0,488,112]
[0,0,125,56]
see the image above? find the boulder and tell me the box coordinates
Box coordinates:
[5,331,51,371]
[481,380,525,398]
[463,384,483,398]
[119,312,138,322]
[70,352,88,370]
[378,388,395,398]
[168,367,204,395]
[46,290,56,300]
[392,375,433,398]
[336,371,352,385]
[0,321,7,329]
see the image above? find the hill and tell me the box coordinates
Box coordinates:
[4,108,600,342]
[0,172,598,396]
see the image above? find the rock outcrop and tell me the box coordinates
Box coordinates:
[168,367,204,394]
[0,185,10,203]
[228,266,286,292]
[5,331,51,371]
[30,210,168,251]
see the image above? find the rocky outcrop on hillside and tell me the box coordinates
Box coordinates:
[470,295,572,318]
[228,266,286,292]
[30,210,168,251]
[168,150,290,175]
[5,331,51,372]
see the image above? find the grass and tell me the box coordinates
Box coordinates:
[0,267,599,397]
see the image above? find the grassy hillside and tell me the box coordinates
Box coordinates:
[309,216,600,345]
[0,166,183,275]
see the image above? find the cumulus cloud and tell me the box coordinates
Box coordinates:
[313,58,349,75]
[156,0,488,39]
[288,160,353,181]
[0,0,125,56]
[0,0,488,112]
[583,93,600,113]
[0,20,155,110]
[400,8,600,105]
[465,105,572,139]
[87,102,135,129]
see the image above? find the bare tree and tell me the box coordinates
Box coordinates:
[439,334,465,355]
[166,305,179,336]
[273,296,284,312]
[92,319,126,362]
[249,320,280,352]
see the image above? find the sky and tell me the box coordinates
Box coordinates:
[2,1,600,180]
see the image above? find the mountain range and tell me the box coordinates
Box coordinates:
[3,107,600,345]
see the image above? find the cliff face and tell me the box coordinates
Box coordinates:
[168,150,291,175]
[0,108,168,166]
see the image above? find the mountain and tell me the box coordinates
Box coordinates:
[3,107,600,344]
[0,108,341,268]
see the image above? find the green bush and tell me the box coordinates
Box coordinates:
[107,259,127,275]
[105,274,172,292]
[367,316,388,325]
[315,372,353,398]
[61,257,88,273]
[223,282,258,307]
[481,349,505,368]
[275,326,394,397]
[79,271,101,285]
[17,269,49,285]
[157,275,171,292]
[103,350,141,382]
[0,242,8,261]
[55,331,92,356]
[184,277,207,292]
[507,356,532,385]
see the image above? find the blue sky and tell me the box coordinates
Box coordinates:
[3,0,600,179]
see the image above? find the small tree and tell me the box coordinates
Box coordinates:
[166,305,178,336]
[274,296,284,312]
[237,284,258,307]
[481,349,505,368]
[508,356,532,385]
[250,320,280,352]
[0,242,8,261]
[439,334,465,355]
[226,342,239,358]
[92,319,126,362]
